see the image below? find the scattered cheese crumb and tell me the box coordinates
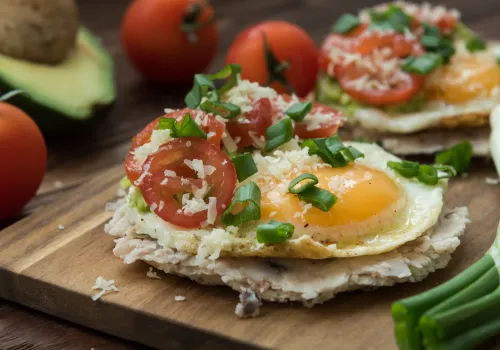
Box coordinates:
[91,277,119,301]
[269,211,277,217]
[53,180,64,189]
[146,267,161,279]
[58,224,65,230]
[175,295,186,301]
[486,177,500,185]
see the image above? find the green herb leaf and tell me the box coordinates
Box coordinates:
[257,220,295,244]
[285,102,312,121]
[157,113,207,139]
[207,63,242,95]
[221,182,261,226]
[302,135,364,168]
[388,160,420,178]
[231,153,258,182]
[332,13,360,34]
[435,141,473,174]
[265,118,294,152]
[401,53,443,75]
[185,74,216,108]
[466,37,486,52]
[200,100,241,119]
[370,5,411,33]
[288,173,319,194]
[297,186,338,212]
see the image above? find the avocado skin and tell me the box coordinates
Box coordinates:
[0,81,115,136]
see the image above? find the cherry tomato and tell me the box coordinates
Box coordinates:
[274,95,345,139]
[225,21,319,97]
[226,98,273,150]
[140,137,236,228]
[121,0,218,84]
[125,109,224,182]
[0,103,47,220]
[411,12,457,34]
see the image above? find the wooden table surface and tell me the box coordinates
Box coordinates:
[2,0,500,349]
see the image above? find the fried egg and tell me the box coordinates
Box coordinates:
[112,141,446,259]
[347,41,500,134]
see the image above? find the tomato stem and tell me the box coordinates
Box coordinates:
[181,2,214,44]
[261,33,295,94]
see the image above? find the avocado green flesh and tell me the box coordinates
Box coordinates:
[0,27,115,133]
[315,75,427,115]
[129,188,150,213]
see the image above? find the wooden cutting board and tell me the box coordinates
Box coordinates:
[1,164,500,350]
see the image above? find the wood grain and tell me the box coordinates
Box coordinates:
[1,164,500,350]
[3,0,500,348]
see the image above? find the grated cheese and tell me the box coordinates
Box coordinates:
[134,164,150,186]
[485,177,500,185]
[91,277,119,301]
[175,295,186,301]
[133,129,173,165]
[146,267,161,279]
[58,224,65,230]
[206,197,217,225]
[222,78,277,113]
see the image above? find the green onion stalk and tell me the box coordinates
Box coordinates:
[391,105,500,349]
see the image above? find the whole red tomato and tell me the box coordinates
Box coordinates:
[0,103,47,220]
[121,0,218,85]
[224,21,319,97]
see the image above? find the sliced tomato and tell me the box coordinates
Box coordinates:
[140,137,237,228]
[338,68,425,106]
[125,109,224,182]
[226,98,273,150]
[354,31,424,57]
[274,94,345,139]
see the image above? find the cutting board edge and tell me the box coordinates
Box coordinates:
[0,268,260,350]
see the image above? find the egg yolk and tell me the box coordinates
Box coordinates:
[260,164,402,228]
[425,51,500,104]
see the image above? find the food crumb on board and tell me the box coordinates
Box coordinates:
[53,180,64,189]
[57,224,65,230]
[91,277,119,301]
[234,289,261,318]
[485,177,500,185]
[146,267,161,279]
[174,295,186,301]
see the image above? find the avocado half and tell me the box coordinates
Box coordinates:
[0,26,115,135]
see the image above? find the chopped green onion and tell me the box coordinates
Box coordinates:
[285,102,312,122]
[332,13,360,34]
[158,113,207,139]
[120,176,132,190]
[207,63,242,94]
[466,36,486,52]
[302,135,364,168]
[231,153,258,182]
[297,186,337,212]
[417,164,438,185]
[265,118,294,152]
[185,74,216,108]
[200,100,241,119]
[288,173,318,194]
[401,53,443,75]
[435,141,473,174]
[370,5,411,33]
[221,182,261,226]
[257,220,295,244]
[434,165,458,179]
[388,160,420,178]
